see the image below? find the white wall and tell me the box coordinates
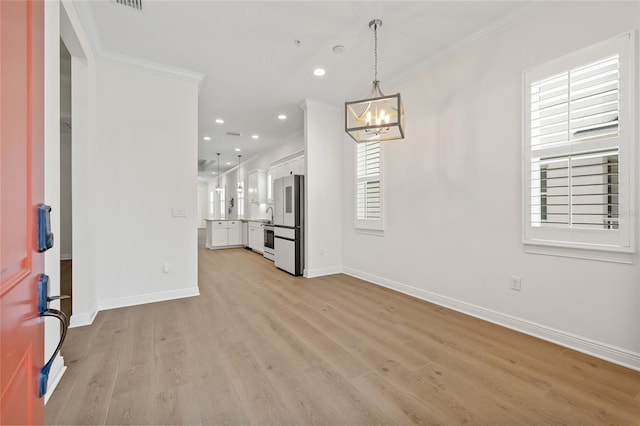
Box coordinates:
[303,100,343,277]
[342,1,640,369]
[197,181,208,227]
[93,58,201,310]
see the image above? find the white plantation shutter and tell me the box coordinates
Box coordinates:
[355,142,383,230]
[524,33,633,252]
[530,55,619,149]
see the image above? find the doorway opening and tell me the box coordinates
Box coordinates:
[59,39,72,318]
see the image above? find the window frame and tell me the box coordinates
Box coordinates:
[522,32,635,253]
[355,141,384,233]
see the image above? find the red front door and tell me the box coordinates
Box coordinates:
[0,0,45,424]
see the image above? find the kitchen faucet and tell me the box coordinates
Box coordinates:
[266,206,274,223]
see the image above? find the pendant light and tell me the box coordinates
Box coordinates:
[345,19,404,143]
[215,153,222,193]
[237,155,243,193]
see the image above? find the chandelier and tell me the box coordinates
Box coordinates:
[345,19,404,143]
[215,153,222,193]
[237,155,243,193]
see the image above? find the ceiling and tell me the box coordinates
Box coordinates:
[76,1,534,177]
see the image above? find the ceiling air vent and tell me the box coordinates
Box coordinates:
[115,0,143,11]
[226,131,242,137]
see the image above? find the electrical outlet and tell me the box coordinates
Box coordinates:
[511,276,521,291]
[163,262,170,273]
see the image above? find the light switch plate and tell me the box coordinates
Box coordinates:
[172,208,186,217]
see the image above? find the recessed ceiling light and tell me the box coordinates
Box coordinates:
[211,172,216,175]
[278,114,287,120]
[252,135,259,139]
[226,162,231,165]
[313,68,326,77]
[215,118,224,124]
[234,148,241,152]
[203,136,211,141]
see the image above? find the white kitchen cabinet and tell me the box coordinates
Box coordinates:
[211,225,228,247]
[268,154,304,203]
[266,170,273,202]
[248,221,264,253]
[206,220,242,249]
[241,221,248,246]
[228,222,241,245]
[273,177,283,225]
[247,170,266,204]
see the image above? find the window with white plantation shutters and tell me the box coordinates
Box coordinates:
[355,142,383,230]
[523,33,634,252]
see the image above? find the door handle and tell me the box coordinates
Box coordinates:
[39,308,68,397]
[37,274,69,397]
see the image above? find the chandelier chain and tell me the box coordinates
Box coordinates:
[373,22,378,82]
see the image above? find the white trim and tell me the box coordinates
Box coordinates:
[299,98,341,112]
[269,150,305,168]
[522,32,635,253]
[44,356,66,404]
[304,266,343,278]
[69,308,98,328]
[355,228,385,237]
[343,267,640,372]
[389,3,550,89]
[524,244,635,264]
[97,287,200,311]
[62,0,100,59]
[100,51,205,88]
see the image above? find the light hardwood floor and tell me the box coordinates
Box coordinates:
[60,259,72,318]
[45,244,640,425]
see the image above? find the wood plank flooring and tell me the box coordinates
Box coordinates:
[45,243,640,425]
[60,259,72,317]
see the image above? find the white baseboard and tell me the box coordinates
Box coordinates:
[69,308,98,328]
[343,267,640,372]
[60,253,72,261]
[44,354,66,404]
[304,265,343,278]
[97,287,200,311]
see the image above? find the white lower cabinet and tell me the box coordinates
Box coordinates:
[248,222,264,253]
[207,220,242,249]
[211,226,228,247]
[241,221,248,246]
[228,223,241,246]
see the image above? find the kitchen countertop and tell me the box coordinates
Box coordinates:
[205,218,272,223]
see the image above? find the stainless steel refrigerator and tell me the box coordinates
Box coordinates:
[273,175,304,275]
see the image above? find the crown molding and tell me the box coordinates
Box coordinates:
[299,98,341,112]
[388,2,552,88]
[68,1,205,90]
[100,51,205,89]
[64,0,101,58]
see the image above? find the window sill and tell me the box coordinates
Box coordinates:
[355,228,385,237]
[524,244,635,264]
